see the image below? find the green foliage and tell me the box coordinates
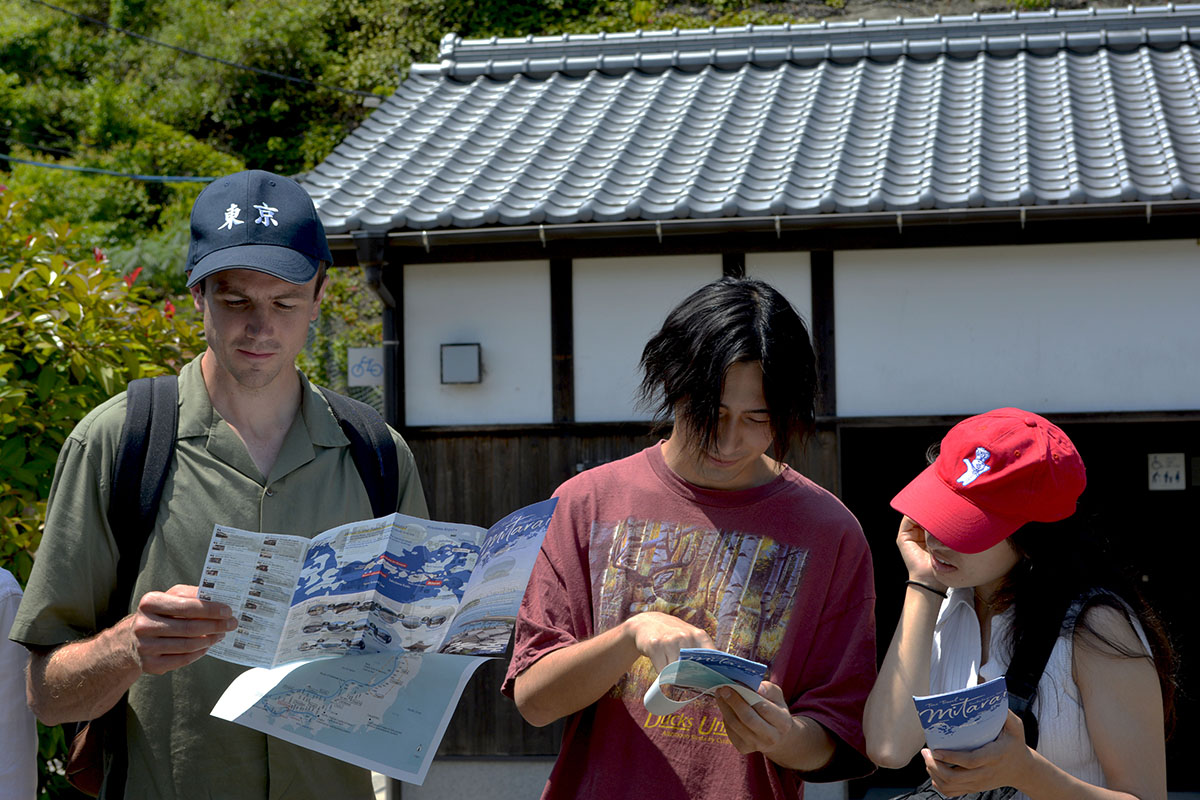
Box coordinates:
[35,722,71,798]
[298,265,383,397]
[427,0,614,36]
[631,0,656,25]
[0,134,237,249]
[653,8,810,27]
[0,157,156,243]
[0,187,202,585]
[0,182,203,798]
[105,218,193,295]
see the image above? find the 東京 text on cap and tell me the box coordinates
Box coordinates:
[186,170,332,288]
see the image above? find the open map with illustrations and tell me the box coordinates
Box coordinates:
[198,498,557,785]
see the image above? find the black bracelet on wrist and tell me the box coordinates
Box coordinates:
[905,579,947,599]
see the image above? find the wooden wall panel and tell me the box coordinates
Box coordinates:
[405,426,657,524]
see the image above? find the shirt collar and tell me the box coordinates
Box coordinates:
[935,586,976,631]
[645,440,793,508]
[932,586,1016,684]
[298,373,351,448]
[177,355,213,439]
[930,586,983,691]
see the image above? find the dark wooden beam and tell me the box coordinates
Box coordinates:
[549,258,574,424]
[834,408,1200,428]
[351,231,406,429]
[722,252,746,278]
[381,273,405,429]
[352,231,394,307]
[809,251,835,419]
[402,420,654,440]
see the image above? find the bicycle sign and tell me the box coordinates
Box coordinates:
[347,347,384,387]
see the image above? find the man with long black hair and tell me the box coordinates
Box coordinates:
[503,276,876,799]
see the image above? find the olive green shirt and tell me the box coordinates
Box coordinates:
[11,356,428,800]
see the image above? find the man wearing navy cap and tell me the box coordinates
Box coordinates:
[11,170,428,799]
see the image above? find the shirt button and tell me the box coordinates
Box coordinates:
[265,489,275,497]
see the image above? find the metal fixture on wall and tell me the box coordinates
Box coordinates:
[440,343,482,384]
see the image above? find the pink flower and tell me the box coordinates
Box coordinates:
[93,247,106,263]
[123,266,143,287]
[164,299,176,318]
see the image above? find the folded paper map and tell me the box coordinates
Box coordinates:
[198,498,557,785]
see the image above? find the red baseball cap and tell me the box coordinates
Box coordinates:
[890,408,1086,554]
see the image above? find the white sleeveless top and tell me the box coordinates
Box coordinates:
[929,588,1150,800]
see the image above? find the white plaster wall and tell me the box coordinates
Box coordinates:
[403,261,552,426]
[573,255,723,422]
[836,240,1200,417]
[746,252,814,326]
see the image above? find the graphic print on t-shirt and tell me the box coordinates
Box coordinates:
[588,517,808,741]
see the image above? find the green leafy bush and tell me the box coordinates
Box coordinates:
[0,184,203,797]
[0,187,202,583]
[298,265,384,409]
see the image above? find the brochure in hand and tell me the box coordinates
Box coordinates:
[198,498,557,785]
[912,675,1008,751]
[643,648,768,715]
[679,648,768,689]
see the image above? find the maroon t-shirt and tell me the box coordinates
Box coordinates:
[503,444,876,799]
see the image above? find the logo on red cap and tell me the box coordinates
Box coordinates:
[956,447,992,487]
[890,408,1087,554]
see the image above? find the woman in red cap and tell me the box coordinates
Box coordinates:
[863,408,1174,800]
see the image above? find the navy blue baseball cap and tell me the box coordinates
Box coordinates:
[186,170,332,288]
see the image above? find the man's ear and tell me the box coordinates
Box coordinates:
[190,282,205,313]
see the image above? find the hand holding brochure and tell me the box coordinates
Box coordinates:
[643,648,768,715]
[198,498,557,786]
[912,676,1008,751]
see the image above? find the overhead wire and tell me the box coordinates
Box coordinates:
[0,153,216,183]
[1,124,81,159]
[0,123,218,181]
[2,137,76,159]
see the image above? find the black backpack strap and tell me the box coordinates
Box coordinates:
[1004,596,1074,749]
[318,387,399,518]
[108,375,179,601]
[95,374,178,800]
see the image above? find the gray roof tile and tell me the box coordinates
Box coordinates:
[305,5,1200,233]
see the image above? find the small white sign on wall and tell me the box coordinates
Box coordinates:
[347,347,384,387]
[1148,453,1186,491]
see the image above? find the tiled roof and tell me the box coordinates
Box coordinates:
[303,5,1200,236]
